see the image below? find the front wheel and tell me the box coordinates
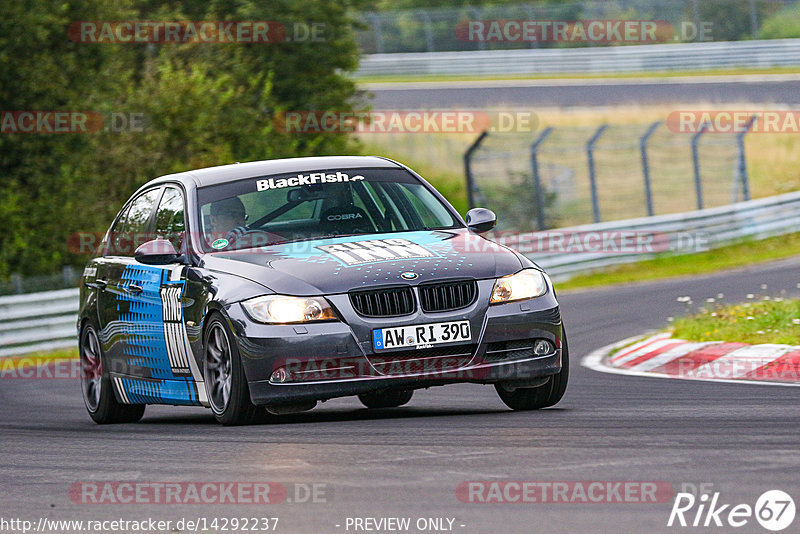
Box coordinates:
[358,389,414,409]
[495,328,569,411]
[80,324,145,424]
[204,314,258,426]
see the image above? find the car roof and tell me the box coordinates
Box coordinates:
[143,156,404,190]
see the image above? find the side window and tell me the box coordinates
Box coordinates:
[103,205,129,257]
[396,183,453,229]
[351,189,382,230]
[154,187,186,252]
[364,182,405,230]
[111,188,161,256]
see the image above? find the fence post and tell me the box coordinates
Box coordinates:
[640,121,661,217]
[62,265,75,287]
[367,13,385,54]
[737,115,757,201]
[523,6,540,49]
[691,122,709,210]
[11,273,23,294]
[750,0,759,39]
[530,127,554,230]
[469,7,487,51]
[690,0,701,37]
[464,130,489,209]
[417,10,435,52]
[586,124,608,223]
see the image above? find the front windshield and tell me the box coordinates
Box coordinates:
[196,167,460,251]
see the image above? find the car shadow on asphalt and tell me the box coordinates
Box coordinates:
[135,405,561,426]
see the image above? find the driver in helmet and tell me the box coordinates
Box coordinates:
[208,197,248,247]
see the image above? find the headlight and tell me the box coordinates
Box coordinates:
[241,295,337,324]
[490,269,548,304]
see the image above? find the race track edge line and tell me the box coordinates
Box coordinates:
[580,334,800,388]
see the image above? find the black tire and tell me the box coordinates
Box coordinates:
[358,389,414,409]
[494,327,569,411]
[203,314,259,426]
[80,324,145,424]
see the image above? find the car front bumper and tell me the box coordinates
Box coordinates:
[226,279,564,406]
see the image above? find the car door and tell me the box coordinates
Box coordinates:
[97,187,162,374]
[149,185,208,404]
[106,185,207,406]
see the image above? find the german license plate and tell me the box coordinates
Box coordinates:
[373,321,471,351]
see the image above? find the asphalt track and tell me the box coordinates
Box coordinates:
[2,256,799,534]
[365,76,800,108]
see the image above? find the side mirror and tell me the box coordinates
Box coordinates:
[466,208,497,234]
[134,239,180,265]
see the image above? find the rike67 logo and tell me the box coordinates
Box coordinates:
[668,489,795,531]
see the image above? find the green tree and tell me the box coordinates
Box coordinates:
[0,0,136,276]
[0,0,368,280]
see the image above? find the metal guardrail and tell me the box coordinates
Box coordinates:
[355,0,800,54]
[356,38,800,76]
[0,288,78,357]
[3,190,800,356]
[517,190,800,280]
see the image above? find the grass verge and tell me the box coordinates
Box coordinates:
[1,348,79,378]
[6,348,78,361]
[3,348,79,367]
[558,232,800,290]
[357,104,800,219]
[671,298,800,345]
[355,66,800,85]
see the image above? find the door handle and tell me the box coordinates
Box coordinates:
[126,284,144,295]
[85,278,108,290]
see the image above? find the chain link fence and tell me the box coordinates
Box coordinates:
[356,0,799,54]
[466,123,750,231]
[0,267,79,296]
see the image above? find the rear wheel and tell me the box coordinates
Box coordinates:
[80,324,145,424]
[204,315,258,426]
[358,389,414,409]
[495,328,569,411]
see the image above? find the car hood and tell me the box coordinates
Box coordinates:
[200,230,524,295]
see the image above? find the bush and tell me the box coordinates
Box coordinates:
[760,6,800,39]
